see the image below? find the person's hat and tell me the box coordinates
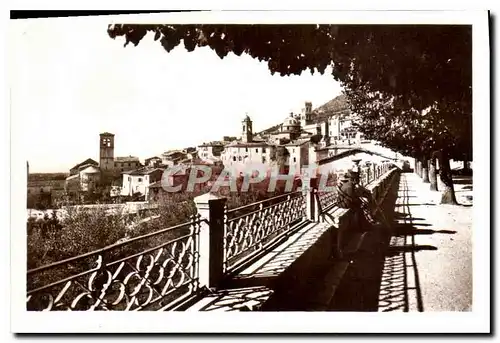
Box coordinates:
[341,174,350,181]
[347,169,359,178]
[340,169,351,182]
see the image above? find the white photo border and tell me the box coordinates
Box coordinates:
[9,10,490,334]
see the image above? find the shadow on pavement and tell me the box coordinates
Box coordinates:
[393,224,457,236]
[328,174,443,312]
[386,244,437,256]
[191,286,274,311]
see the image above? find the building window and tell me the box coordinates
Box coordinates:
[245,148,248,152]
[262,157,266,163]
[263,147,266,153]
[233,156,236,161]
[138,178,143,182]
[238,156,242,161]
[128,177,131,181]
[293,157,297,163]
[255,148,258,153]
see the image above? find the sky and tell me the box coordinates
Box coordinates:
[10,18,343,173]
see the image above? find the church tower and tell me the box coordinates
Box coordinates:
[300,101,313,127]
[242,114,253,143]
[99,132,115,171]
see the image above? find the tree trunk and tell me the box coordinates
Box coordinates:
[422,157,430,183]
[429,154,438,191]
[463,159,472,173]
[437,150,458,204]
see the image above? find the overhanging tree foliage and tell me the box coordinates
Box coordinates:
[107,24,472,204]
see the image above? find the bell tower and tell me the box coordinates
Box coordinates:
[99,132,115,171]
[301,101,313,127]
[242,114,253,143]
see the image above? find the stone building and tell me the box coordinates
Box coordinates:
[99,132,141,173]
[69,158,99,176]
[161,150,188,167]
[144,156,163,168]
[284,138,311,174]
[121,167,164,199]
[197,141,225,164]
[65,163,101,193]
[220,114,277,176]
[113,156,141,172]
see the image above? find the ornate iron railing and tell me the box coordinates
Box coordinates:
[316,171,342,211]
[27,215,204,311]
[317,189,339,211]
[223,192,306,271]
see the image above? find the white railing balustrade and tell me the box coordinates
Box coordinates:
[223,192,306,272]
[27,215,204,311]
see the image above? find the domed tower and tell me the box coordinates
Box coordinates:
[282,112,301,140]
[242,114,253,143]
[99,132,115,171]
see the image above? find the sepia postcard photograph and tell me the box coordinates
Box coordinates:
[8,9,490,334]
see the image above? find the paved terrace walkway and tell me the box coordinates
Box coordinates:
[329,172,473,312]
[187,171,472,312]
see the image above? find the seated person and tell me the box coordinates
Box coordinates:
[337,170,376,229]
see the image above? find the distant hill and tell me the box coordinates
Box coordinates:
[314,93,349,115]
[256,124,282,136]
[259,93,350,135]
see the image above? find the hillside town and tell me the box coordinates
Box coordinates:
[28,95,394,210]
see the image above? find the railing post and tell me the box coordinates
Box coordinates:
[303,173,318,222]
[194,193,226,289]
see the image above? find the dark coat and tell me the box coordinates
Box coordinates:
[338,180,357,209]
[338,180,372,209]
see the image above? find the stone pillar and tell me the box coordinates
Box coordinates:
[303,175,318,222]
[194,193,227,289]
